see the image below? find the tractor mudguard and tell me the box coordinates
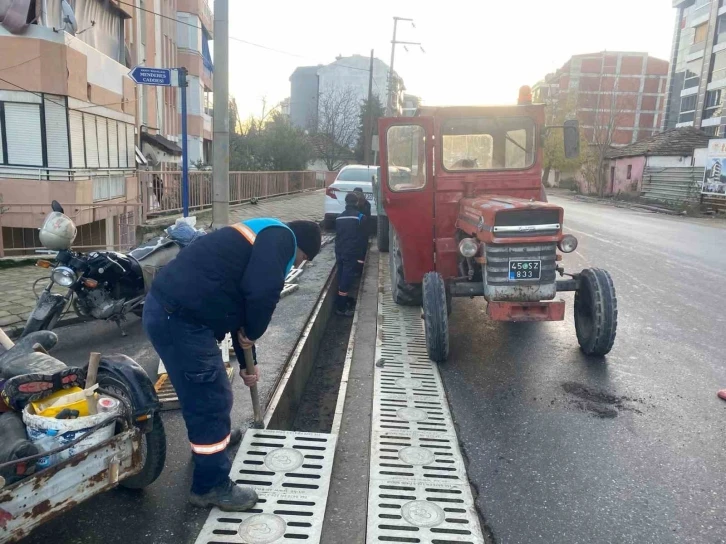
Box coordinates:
[99,354,161,420]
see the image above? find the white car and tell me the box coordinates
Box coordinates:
[324,165,378,228]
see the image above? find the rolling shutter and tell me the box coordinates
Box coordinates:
[5,103,43,166]
[97,117,109,168]
[44,96,70,168]
[0,109,4,164]
[108,119,118,167]
[83,114,99,168]
[69,110,86,168]
[118,122,127,167]
[126,124,134,167]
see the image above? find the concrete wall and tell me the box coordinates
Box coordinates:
[610,156,646,194]
[646,155,693,167]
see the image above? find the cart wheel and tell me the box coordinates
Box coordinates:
[574,268,617,356]
[423,272,449,363]
[389,227,422,306]
[98,372,167,489]
[377,215,390,252]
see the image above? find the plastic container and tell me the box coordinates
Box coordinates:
[23,401,120,463]
[30,387,91,418]
[97,396,120,413]
[35,429,60,469]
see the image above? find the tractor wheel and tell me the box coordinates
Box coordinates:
[423,272,449,363]
[389,227,422,306]
[574,268,618,356]
[377,215,390,252]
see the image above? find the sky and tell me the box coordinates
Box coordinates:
[224,0,676,118]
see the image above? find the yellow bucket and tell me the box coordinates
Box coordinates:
[30,387,92,418]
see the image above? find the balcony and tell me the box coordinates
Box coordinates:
[178,0,214,37]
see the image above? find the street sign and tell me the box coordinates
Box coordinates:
[129,66,172,86]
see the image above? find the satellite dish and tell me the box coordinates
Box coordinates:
[61,0,78,34]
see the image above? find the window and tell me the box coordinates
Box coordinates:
[627,165,632,180]
[442,117,536,171]
[680,95,697,114]
[704,90,723,119]
[610,166,615,183]
[386,125,427,192]
[3,103,43,166]
[711,51,726,83]
[44,96,70,168]
[717,14,726,44]
[685,58,703,89]
[694,22,709,44]
[337,167,376,182]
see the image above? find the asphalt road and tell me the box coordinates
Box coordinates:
[440,196,726,544]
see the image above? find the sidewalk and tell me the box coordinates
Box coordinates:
[0,190,326,337]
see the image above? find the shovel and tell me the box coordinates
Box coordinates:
[242,345,264,429]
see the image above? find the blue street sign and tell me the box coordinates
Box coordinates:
[129,66,172,86]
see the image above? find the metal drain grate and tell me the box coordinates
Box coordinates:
[367,258,485,543]
[195,430,337,544]
[155,363,235,411]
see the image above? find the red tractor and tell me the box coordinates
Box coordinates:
[374,87,617,363]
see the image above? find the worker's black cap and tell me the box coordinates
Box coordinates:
[287,220,322,260]
[345,193,359,205]
[353,187,363,193]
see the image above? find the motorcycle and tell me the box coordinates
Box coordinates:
[21,201,181,337]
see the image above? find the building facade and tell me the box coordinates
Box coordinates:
[663,0,726,135]
[0,0,213,255]
[289,55,403,130]
[533,51,669,146]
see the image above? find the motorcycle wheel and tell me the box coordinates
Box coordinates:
[98,371,167,489]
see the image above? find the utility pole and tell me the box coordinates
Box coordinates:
[386,17,421,117]
[212,0,229,228]
[364,49,374,165]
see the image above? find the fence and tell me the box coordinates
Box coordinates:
[140,170,323,218]
[0,202,142,257]
[642,167,704,205]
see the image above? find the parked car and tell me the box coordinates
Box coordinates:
[324,165,378,229]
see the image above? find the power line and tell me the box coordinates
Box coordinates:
[0,56,42,73]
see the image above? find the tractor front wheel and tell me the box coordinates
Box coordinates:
[574,268,618,356]
[423,272,449,363]
[389,227,422,306]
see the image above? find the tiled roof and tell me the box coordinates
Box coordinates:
[605,128,710,159]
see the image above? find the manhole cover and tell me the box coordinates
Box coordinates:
[238,513,287,543]
[396,407,428,422]
[401,500,445,528]
[264,448,304,472]
[398,446,435,466]
[395,377,422,389]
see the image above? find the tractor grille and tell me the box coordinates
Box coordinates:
[486,243,557,285]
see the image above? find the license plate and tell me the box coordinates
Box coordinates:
[509,260,541,280]
[365,193,374,201]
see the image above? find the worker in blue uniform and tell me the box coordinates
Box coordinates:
[352,187,371,273]
[335,193,366,316]
[143,218,321,511]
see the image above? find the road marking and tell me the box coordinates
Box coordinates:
[366,258,485,543]
[195,430,336,544]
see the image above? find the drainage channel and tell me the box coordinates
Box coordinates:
[195,245,363,544]
[367,258,485,544]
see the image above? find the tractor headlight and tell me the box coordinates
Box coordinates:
[558,234,578,253]
[458,238,479,258]
[51,266,77,287]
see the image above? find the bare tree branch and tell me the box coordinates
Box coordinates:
[313,85,359,171]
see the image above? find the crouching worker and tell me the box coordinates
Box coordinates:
[143,218,321,511]
[335,193,366,316]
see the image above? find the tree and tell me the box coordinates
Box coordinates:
[355,95,385,163]
[579,75,638,196]
[313,85,359,170]
[228,109,313,172]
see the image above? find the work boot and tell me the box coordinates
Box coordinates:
[189,478,258,511]
[229,428,242,447]
[335,307,354,317]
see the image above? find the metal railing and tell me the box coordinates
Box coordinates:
[0,166,136,184]
[0,201,142,257]
[140,170,323,219]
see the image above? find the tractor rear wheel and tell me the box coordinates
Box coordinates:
[389,227,422,306]
[377,215,390,252]
[574,268,618,356]
[423,272,449,363]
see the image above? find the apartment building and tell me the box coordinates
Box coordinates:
[663,0,726,135]
[533,51,669,145]
[0,0,213,255]
[133,0,213,167]
[0,0,138,254]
